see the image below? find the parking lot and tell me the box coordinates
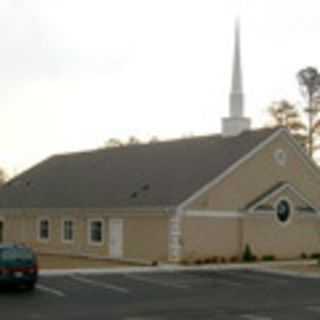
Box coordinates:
[1,269,320,320]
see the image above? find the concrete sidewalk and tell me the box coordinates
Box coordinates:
[39,259,318,277]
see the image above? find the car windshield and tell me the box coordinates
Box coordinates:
[0,248,33,262]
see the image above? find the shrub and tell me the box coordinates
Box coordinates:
[300,253,308,259]
[242,244,256,262]
[203,257,212,264]
[310,253,320,259]
[195,259,204,265]
[220,257,226,263]
[209,256,219,263]
[230,256,240,263]
[262,255,275,261]
[181,259,190,265]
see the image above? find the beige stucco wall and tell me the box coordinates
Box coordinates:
[189,132,320,211]
[181,212,320,260]
[0,209,169,262]
[243,213,320,258]
[182,215,242,260]
[123,216,169,262]
[183,132,320,260]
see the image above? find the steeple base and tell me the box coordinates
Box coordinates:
[222,117,251,136]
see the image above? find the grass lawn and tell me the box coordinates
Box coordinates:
[37,254,132,270]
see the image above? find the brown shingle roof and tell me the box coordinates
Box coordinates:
[0,128,279,209]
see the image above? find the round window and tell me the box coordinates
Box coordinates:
[274,149,287,166]
[276,199,291,223]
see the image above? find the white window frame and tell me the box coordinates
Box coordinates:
[61,218,75,244]
[88,218,104,246]
[274,197,294,227]
[37,217,51,242]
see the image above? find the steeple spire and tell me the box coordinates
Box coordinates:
[222,18,250,136]
[230,18,243,115]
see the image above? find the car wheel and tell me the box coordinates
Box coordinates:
[26,282,36,291]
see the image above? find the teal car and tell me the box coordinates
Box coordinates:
[0,244,38,290]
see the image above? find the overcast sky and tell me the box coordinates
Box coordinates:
[0,0,319,175]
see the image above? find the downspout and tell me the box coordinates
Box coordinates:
[168,207,184,263]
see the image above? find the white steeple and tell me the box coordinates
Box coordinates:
[222,18,251,136]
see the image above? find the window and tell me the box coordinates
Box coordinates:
[39,219,50,241]
[89,220,103,245]
[63,220,74,242]
[276,199,291,224]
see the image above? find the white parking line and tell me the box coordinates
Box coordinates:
[241,314,272,320]
[70,275,129,294]
[125,274,189,289]
[307,306,320,313]
[212,277,244,287]
[226,271,288,284]
[36,284,65,297]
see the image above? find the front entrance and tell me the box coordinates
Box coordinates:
[0,221,3,243]
[109,219,123,258]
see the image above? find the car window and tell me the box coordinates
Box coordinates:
[0,248,34,262]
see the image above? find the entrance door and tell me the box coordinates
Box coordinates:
[109,219,123,258]
[0,221,3,243]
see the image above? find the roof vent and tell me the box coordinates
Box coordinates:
[130,192,138,199]
[141,184,150,191]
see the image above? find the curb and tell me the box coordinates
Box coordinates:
[255,266,320,279]
[39,259,318,277]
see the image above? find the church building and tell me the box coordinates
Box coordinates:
[0,21,319,263]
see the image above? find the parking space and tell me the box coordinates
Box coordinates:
[1,269,320,319]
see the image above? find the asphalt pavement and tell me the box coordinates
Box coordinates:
[1,269,320,320]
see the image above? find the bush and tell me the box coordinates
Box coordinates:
[220,257,226,263]
[180,259,190,265]
[209,256,219,263]
[230,256,240,263]
[204,257,212,264]
[194,259,202,265]
[310,253,320,259]
[262,255,275,261]
[242,244,257,262]
[301,253,308,259]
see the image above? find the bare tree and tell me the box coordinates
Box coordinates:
[127,136,141,145]
[268,100,306,131]
[104,138,123,148]
[268,100,307,149]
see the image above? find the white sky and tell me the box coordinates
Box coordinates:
[0,0,319,176]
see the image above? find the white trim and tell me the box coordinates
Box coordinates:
[178,128,320,213]
[168,210,183,262]
[185,210,242,218]
[61,218,75,244]
[274,196,294,227]
[178,128,284,211]
[248,183,318,214]
[87,218,105,247]
[37,217,51,243]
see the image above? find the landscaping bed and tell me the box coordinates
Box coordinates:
[37,254,133,270]
[266,262,320,275]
